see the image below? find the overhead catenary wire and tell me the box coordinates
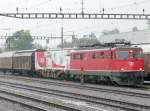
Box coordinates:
[29,0,52,9]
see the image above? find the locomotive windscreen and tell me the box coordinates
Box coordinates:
[115,48,143,60]
[131,50,143,59]
[116,51,128,60]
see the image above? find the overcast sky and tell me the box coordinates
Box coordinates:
[0,0,149,47]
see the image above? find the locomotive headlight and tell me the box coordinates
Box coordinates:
[139,68,143,71]
[129,50,133,53]
[121,68,124,71]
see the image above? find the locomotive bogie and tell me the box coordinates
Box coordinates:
[110,72,144,85]
[68,70,144,85]
[0,50,47,76]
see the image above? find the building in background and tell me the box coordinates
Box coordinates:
[100,29,150,52]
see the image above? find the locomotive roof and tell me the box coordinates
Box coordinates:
[72,47,141,53]
[16,49,45,53]
[72,48,112,53]
[48,48,75,51]
[115,47,142,50]
[14,52,33,57]
[0,49,45,58]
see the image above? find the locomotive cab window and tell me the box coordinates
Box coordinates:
[116,51,128,60]
[132,50,142,59]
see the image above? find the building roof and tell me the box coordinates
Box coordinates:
[100,30,150,44]
[100,29,150,52]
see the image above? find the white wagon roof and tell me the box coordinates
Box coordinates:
[0,51,15,58]
[14,52,33,57]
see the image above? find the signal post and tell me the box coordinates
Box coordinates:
[80,67,85,85]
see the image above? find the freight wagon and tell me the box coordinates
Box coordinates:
[143,52,150,81]
[0,49,47,76]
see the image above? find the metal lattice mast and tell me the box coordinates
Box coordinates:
[81,0,84,14]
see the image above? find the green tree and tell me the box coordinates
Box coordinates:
[33,42,44,49]
[57,32,99,48]
[5,30,34,51]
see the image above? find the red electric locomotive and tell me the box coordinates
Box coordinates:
[69,43,144,85]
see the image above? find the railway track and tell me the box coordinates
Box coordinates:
[1,75,150,99]
[0,89,81,111]
[25,79,150,99]
[0,79,149,111]
[0,92,48,111]
[0,85,82,111]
